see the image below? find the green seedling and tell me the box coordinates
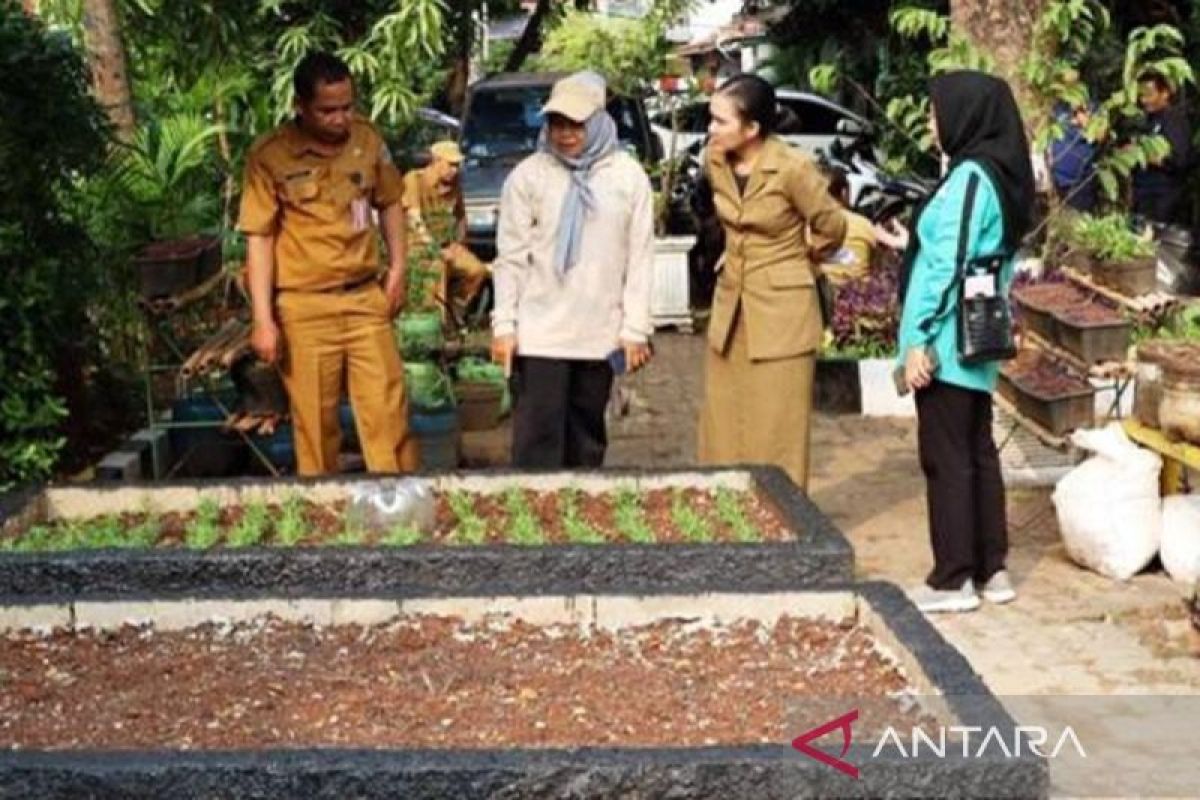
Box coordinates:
[275,493,307,546]
[716,488,760,543]
[124,512,161,548]
[671,489,714,543]
[561,488,605,545]
[329,526,367,547]
[613,486,654,544]
[186,497,223,550]
[448,491,488,545]
[503,488,545,546]
[227,500,271,548]
[381,525,424,547]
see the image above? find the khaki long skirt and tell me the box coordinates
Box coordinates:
[697,307,816,491]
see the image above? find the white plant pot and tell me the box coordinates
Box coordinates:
[651,235,694,331]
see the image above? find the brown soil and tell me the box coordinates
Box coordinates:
[1002,350,1091,399]
[0,615,924,751]
[1055,301,1124,326]
[5,489,794,550]
[1012,282,1090,313]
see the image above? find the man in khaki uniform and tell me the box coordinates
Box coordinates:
[238,51,418,475]
[403,140,489,319]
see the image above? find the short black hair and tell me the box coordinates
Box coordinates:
[293,51,352,103]
[716,74,777,138]
[1138,69,1174,96]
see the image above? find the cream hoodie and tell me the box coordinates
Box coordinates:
[491,150,654,360]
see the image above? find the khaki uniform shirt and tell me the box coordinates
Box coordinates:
[706,136,847,360]
[237,117,404,291]
[402,169,465,247]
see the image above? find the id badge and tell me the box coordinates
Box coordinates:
[964,273,997,299]
[351,197,370,232]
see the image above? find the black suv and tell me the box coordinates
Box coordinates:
[459,72,663,261]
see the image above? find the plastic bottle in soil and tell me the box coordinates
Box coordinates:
[345,478,437,534]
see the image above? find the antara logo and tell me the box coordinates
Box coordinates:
[791,710,1087,778]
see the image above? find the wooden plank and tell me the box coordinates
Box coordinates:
[1022,329,1133,379]
[1061,266,1177,317]
[1122,419,1200,471]
[993,393,1072,451]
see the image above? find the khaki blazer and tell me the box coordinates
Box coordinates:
[706,136,847,360]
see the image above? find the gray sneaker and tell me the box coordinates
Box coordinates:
[911,580,980,613]
[981,570,1016,604]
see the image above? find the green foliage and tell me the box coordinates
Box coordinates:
[716,488,759,544]
[560,488,604,545]
[329,524,367,547]
[503,488,546,546]
[0,4,108,491]
[671,489,713,543]
[448,491,487,545]
[186,497,223,550]
[382,524,424,547]
[890,7,993,74]
[613,486,654,544]
[536,1,694,95]
[1070,214,1156,261]
[227,500,271,548]
[275,493,307,546]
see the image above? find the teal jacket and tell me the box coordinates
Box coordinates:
[896,160,1014,394]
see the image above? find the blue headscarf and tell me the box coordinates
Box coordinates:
[537,71,619,275]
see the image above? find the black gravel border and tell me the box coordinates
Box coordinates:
[0,466,853,601]
[0,582,1047,799]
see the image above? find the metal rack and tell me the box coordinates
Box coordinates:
[138,270,279,479]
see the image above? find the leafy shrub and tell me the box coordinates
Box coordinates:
[0,5,109,490]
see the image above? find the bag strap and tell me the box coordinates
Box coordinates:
[919,171,980,337]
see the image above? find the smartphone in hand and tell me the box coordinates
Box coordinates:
[607,348,628,376]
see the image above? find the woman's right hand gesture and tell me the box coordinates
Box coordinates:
[873,219,911,252]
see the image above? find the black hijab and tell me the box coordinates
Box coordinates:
[900,71,1036,300]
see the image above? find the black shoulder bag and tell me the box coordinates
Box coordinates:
[931,171,1017,365]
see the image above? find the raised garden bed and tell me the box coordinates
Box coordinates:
[1093,256,1157,297]
[0,468,853,600]
[1053,303,1131,364]
[0,583,1048,798]
[998,350,1095,436]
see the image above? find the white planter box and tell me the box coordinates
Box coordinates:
[651,236,694,331]
[858,358,915,417]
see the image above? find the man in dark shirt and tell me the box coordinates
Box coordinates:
[1133,71,1192,224]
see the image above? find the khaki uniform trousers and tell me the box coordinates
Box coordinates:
[698,304,816,491]
[419,244,489,320]
[276,283,419,475]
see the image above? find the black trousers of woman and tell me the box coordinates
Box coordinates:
[511,356,614,468]
[915,380,1008,590]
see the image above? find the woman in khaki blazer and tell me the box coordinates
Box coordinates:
[697,75,847,491]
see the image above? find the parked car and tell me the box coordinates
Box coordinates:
[651,88,870,160]
[393,107,461,171]
[459,72,663,261]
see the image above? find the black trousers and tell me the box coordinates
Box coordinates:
[915,380,1008,590]
[511,356,614,469]
[1133,184,1185,225]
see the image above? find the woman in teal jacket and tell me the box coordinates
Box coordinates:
[876,72,1035,613]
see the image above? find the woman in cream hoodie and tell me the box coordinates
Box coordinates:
[491,72,654,468]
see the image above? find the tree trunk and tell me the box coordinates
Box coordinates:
[950,0,1046,108]
[81,0,136,142]
[503,0,552,73]
[446,1,473,116]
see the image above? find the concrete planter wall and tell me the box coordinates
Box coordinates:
[0,583,1047,799]
[0,467,853,602]
[816,358,915,418]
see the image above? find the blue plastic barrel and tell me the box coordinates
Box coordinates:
[409,403,459,470]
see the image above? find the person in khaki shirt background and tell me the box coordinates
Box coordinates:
[402,140,488,320]
[238,50,418,475]
[698,75,847,491]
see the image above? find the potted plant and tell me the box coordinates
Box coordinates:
[1071,214,1157,296]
